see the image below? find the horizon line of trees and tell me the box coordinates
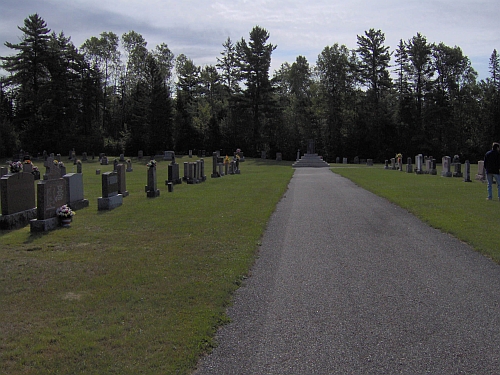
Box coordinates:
[1,13,499,162]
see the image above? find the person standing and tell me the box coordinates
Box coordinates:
[484,142,500,200]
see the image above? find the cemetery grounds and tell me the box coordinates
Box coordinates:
[1,158,499,374]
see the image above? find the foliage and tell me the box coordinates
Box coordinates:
[1,14,499,162]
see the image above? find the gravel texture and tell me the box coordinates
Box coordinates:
[194,168,500,374]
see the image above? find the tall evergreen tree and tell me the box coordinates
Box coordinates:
[236,26,276,153]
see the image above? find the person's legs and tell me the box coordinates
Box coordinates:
[486,173,493,199]
[495,174,500,200]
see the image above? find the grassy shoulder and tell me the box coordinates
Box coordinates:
[0,157,294,375]
[331,164,500,264]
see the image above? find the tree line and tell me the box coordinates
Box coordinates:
[1,13,499,162]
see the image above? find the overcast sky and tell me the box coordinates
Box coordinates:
[1,0,499,81]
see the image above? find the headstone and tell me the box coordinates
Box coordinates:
[163,151,175,161]
[145,165,160,197]
[384,160,389,169]
[119,154,125,162]
[452,155,463,177]
[367,159,373,166]
[116,163,129,197]
[464,160,472,182]
[126,159,133,172]
[261,151,266,159]
[101,156,108,165]
[476,161,485,181]
[64,173,89,210]
[43,157,60,180]
[30,175,67,232]
[343,157,348,164]
[167,182,174,192]
[415,154,424,174]
[211,152,221,178]
[441,156,452,177]
[82,152,88,161]
[96,169,101,175]
[113,158,118,171]
[189,150,193,158]
[297,150,300,161]
[406,157,413,173]
[138,150,143,160]
[0,172,37,230]
[98,171,123,210]
[276,153,282,161]
[354,156,359,164]
[76,161,82,174]
[336,157,340,164]
[390,158,396,170]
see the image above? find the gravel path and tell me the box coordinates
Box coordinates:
[195,168,500,374]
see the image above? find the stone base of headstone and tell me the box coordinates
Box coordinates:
[0,208,37,230]
[69,199,89,211]
[211,172,221,178]
[97,194,123,210]
[146,189,160,198]
[406,165,413,173]
[441,171,452,177]
[120,191,129,197]
[126,168,133,172]
[30,217,59,232]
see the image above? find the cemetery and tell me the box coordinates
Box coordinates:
[2,150,500,374]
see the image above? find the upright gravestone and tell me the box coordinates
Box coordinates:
[276,152,282,161]
[406,157,413,173]
[101,155,108,165]
[31,159,68,232]
[367,159,373,166]
[0,171,37,230]
[64,173,89,210]
[82,152,88,161]
[145,163,160,197]
[126,159,133,172]
[476,161,485,181]
[415,154,424,174]
[390,158,396,170]
[261,151,266,159]
[167,155,182,184]
[116,163,129,197]
[119,154,125,162]
[98,171,123,210]
[452,155,463,178]
[441,156,452,177]
[211,152,221,178]
[464,160,472,182]
[138,150,143,160]
[307,139,315,154]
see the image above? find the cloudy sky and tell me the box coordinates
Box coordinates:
[1,0,499,80]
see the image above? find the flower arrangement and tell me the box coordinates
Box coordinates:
[24,159,32,165]
[9,161,23,173]
[32,165,39,172]
[76,159,82,165]
[396,153,402,159]
[224,155,230,164]
[146,159,157,169]
[56,204,75,218]
[53,159,65,167]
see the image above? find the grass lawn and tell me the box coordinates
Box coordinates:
[331,163,500,264]
[2,158,498,374]
[0,157,294,374]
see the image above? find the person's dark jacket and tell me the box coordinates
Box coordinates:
[484,148,500,174]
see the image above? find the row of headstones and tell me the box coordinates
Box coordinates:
[334,157,374,166]
[0,155,89,231]
[385,154,486,183]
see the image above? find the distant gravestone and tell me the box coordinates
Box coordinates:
[415,154,424,174]
[261,151,266,159]
[406,157,413,173]
[82,152,88,161]
[211,152,221,178]
[101,156,108,165]
[138,150,144,160]
[126,159,133,172]
[119,154,125,162]
[476,161,485,181]
[116,163,129,197]
[464,160,472,182]
[307,139,315,154]
[145,164,160,197]
[367,159,373,166]
[276,153,282,161]
[98,171,123,210]
[163,151,174,161]
[441,156,452,177]
[167,157,182,184]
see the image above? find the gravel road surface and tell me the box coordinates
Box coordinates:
[195,168,500,374]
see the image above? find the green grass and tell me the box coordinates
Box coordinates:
[0,157,294,375]
[332,164,500,263]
